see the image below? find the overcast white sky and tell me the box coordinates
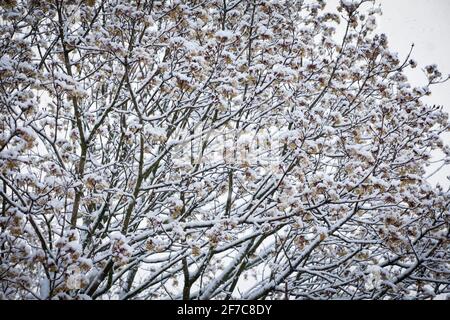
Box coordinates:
[378,0,450,187]
[325,0,450,107]
[377,0,450,106]
[327,0,450,187]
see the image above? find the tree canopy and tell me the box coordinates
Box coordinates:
[0,0,449,300]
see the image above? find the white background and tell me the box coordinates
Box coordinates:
[328,0,450,186]
[380,0,450,186]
